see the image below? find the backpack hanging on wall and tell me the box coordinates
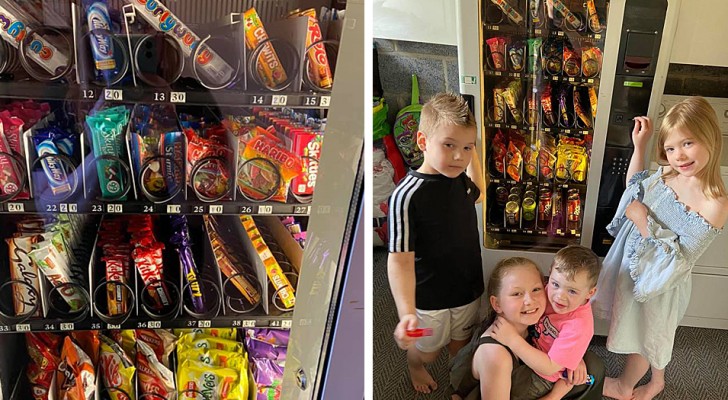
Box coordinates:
[393,74,423,168]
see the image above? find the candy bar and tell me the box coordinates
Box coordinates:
[243,7,288,88]
[288,9,333,89]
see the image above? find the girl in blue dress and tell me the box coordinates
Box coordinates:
[592,96,728,400]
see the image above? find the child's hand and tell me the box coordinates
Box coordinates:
[565,359,588,385]
[631,116,653,150]
[626,200,648,224]
[490,316,519,347]
[393,314,419,350]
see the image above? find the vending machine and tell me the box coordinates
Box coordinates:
[0,0,363,399]
[456,0,682,269]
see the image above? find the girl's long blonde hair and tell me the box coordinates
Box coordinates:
[655,96,727,199]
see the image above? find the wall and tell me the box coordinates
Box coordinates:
[374,39,460,123]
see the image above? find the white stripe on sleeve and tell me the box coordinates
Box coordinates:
[388,175,423,252]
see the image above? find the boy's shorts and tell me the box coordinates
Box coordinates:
[415,297,480,353]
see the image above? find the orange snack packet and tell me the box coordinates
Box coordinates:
[288,9,333,89]
[243,8,288,88]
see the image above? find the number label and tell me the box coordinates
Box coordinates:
[107,204,123,213]
[137,322,148,328]
[60,323,74,331]
[16,324,30,332]
[44,324,55,331]
[240,206,253,214]
[320,96,331,107]
[242,320,255,328]
[107,324,121,329]
[170,92,186,103]
[46,204,58,212]
[82,89,95,99]
[294,206,310,215]
[90,323,102,330]
[104,89,123,100]
[92,204,103,212]
[154,92,166,101]
[258,205,273,214]
[232,320,242,327]
[272,95,288,106]
[193,205,205,213]
[209,205,223,214]
[304,96,318,106]
[148,321,161,328]
[167,204,181,213]
[7,203,24,212]
[144,205,155,213]
[0,326,10,332]
[317,205,331,214]
[251,95,265,105]
[198,320,211,328]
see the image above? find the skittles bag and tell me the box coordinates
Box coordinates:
[393,74,423,168]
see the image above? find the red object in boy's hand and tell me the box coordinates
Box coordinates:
[406,328,433,338]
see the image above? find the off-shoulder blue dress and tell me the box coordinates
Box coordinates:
[591,167,721,369]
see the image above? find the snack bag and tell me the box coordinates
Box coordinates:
[393,74,423,168]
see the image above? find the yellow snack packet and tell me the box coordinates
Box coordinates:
[174,328,237,340]
[177,333,244,353]
[99,335,136,400]
[177,347,246,369]
[177,358,248,400]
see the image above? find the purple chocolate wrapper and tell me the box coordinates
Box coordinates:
[245,329,289,361]
[253,358,283,399]
[178,243,204,313]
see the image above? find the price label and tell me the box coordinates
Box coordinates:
[320,96,331,107]
[170,92,186,103]
[303,96,318,106]
[7,203,24,212]
[588,79,594,83]
[258,205,273,214]
[535,29,542,35]
[107,204,123,213]
[240,206,253,214]
[595,34,602,39]
[60,323,74,331]
[198,320,212,328]
[69,203,78,212]
[107,324,121,329]
[209,205,223,214]
[564,129,571,134]
[557,31,564,36]
[59,203,68,212]
[242,320,256,328]
[494,123,501,128]
[82,89,95,99]
[494,71,502,76]
[281,320,292,328]
[272,95,288,106]
[294,206,310,215]
[167,204,181,213]
[104,89,123,101]
[250,95,266,105]
[492,25,500,31]
[568,77,575,82]
[148,320,161,328]
[16,324,30,332]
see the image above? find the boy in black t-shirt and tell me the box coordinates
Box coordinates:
[388,92,485,394]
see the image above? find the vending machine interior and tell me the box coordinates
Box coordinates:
[456,0,681,268]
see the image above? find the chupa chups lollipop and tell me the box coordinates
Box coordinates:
[491,0,524,25]
[551,0,583,31]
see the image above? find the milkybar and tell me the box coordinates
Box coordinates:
[243,7,288,88]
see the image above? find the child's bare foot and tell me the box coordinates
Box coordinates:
[408,364,438,394]
[603,377,633,400]
[632,380,664,400]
